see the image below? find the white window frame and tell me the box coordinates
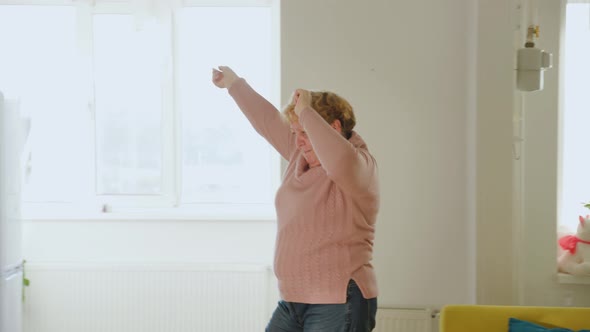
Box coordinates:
[1,0,281,221]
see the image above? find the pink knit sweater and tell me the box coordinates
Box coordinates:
[229,79,379,304]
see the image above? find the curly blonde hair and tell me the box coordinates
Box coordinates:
[283,91,356,139]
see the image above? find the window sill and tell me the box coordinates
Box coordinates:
[21,202,277,222]
[557,273,590,285]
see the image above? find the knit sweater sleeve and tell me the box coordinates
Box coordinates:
[299,106,377,195]
[228,78,292,159]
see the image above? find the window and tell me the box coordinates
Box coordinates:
[560,1,590,232]
[0,0,280,219]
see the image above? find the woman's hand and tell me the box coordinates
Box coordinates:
[212,66,239,89]
[292,89,312,117]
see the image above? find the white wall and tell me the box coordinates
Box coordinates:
[23,220,275,264]
[474,0,515,305]
[25,0,590,313]
[280,0,476,308]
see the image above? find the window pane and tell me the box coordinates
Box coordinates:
[93,15,164,195]
[0,6,92,202]
[176,7,278,204]
[560,3,590,232]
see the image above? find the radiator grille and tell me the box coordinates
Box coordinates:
[23,263,275,332]
[375,308,437,332]
[23,263,439,332]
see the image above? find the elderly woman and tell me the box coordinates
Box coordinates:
[212,66,380,332]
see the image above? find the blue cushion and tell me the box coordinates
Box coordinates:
[509,318,590,332]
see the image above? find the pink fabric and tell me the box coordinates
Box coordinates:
[559,235,590,254]
[229,79,379,304]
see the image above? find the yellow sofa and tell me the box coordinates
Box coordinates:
[439,305,590,332]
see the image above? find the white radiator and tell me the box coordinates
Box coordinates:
[23,263,277,332]
[375,308,439,332]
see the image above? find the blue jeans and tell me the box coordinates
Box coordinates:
[265,280,377,332]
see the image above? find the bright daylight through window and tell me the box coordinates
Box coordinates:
[560,2,590,233]
[0,1,280,219]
